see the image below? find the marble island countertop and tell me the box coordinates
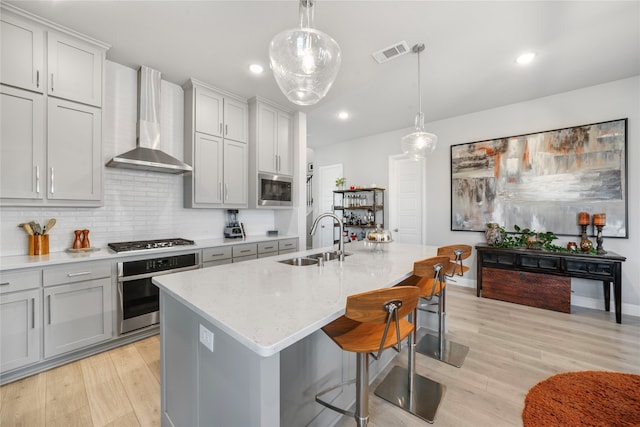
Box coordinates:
[153,241,439,357]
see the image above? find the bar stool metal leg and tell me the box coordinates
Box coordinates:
[374,308,445,423]
[416,281,469,368]
[355,352,369,427]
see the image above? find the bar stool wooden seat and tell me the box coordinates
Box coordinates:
[437,244,472,278]
[316,286,420,427]
[414,255,469,368]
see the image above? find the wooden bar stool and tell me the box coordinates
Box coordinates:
[414,255,469,368]
[437,244,472,279]
[316,286,420,427]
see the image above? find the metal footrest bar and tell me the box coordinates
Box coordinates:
[374,365,445,424]
[415,328,469,368]
[315,379,357,418]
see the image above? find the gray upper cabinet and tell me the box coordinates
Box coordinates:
[47,97,102,201]
[0,4,109,207]
[0,86,45,200]
[0,12,44,93]
[251,98,293,176]
[184,79,248,209]
[47,31,103,107]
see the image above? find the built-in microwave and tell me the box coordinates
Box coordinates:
[258,173,293,206]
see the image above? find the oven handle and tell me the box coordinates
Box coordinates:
[117,263,200,282]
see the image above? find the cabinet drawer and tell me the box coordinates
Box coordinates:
[520,255,562,271]
[258,242,278,254]
[0,269,42,294]
[482,267,570,313]
[564,259,614,277]
[202,246,232,263]
[278,238,297,252]
[482,251,517,266]
[44,261,111,286]
[232,243,257,258]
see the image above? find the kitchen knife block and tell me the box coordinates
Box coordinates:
[28,234,49,255]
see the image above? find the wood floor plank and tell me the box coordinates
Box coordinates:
[45,360,92,424]
[133,334,161,384]
[109,343,161,427]
[0,372,46,426]
[80,351,136,427]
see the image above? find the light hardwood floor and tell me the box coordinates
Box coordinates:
[2,285,639,427]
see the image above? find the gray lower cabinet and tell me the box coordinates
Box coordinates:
[43,261,112,358]
[232,243,257,263]
[43,277,112,358]
[257,241,278,259]
[202,246,232,269]
[0,289,41,372]
[0,268,42,373]
[278,238,297,254]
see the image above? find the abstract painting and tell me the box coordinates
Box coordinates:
[450,119,627,238]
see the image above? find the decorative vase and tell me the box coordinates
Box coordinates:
[73,230,83,249]
[485,223,503,245]
[580,238,593,252]
[81,229,90,248]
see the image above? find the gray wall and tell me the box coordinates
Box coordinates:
[313,76,640,315]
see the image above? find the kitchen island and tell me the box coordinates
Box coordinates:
[153,241,438,427]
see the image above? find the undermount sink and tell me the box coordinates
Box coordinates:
[278,251,351,266]
[307,251,351,261]
[278,257,319,266]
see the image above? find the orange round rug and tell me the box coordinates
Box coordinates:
[522,371,640,427]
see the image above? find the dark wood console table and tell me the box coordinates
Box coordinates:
[476,245,626,323]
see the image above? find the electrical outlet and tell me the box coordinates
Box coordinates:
[199,324,214,352]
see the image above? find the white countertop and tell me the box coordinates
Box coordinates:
[153,241,439,357]
[0,235,297,271]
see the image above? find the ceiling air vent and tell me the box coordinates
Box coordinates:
[372,41,410,63]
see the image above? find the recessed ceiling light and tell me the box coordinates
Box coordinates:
[338,111,349,120]
[249,64,264,74]
[516,52,536,65]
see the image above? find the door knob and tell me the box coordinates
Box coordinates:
[393,228,399,232]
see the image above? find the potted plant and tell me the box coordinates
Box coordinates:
[335,177,346,189]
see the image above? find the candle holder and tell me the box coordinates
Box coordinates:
[595,225,606,254]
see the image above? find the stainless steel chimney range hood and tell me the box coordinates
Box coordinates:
[106,66,192,174]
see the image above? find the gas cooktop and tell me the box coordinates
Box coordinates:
[108,238,195,253]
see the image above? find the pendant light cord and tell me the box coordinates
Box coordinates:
[417,46,422,114]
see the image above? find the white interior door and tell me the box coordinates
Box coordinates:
[315,164,343,248]
[389,155,425,244]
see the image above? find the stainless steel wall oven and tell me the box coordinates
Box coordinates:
[111,240,199,335]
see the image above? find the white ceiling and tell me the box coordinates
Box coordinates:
[6,1,640,148]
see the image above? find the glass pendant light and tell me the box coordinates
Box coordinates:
[401,43,437,159]
[269,0,341,106]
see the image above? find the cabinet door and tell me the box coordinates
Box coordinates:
[195,87,223,137]
[0,289,41,372]
[0,86,45,200]
[47,97,102,202]
[223,98,248,143]
[277,111,293,176]
[194,133,223,205]
[43,277,112,358]
[257,103,278,173]
[223,140,248,207]
[47,31,103,106]
[0,13,44,93]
